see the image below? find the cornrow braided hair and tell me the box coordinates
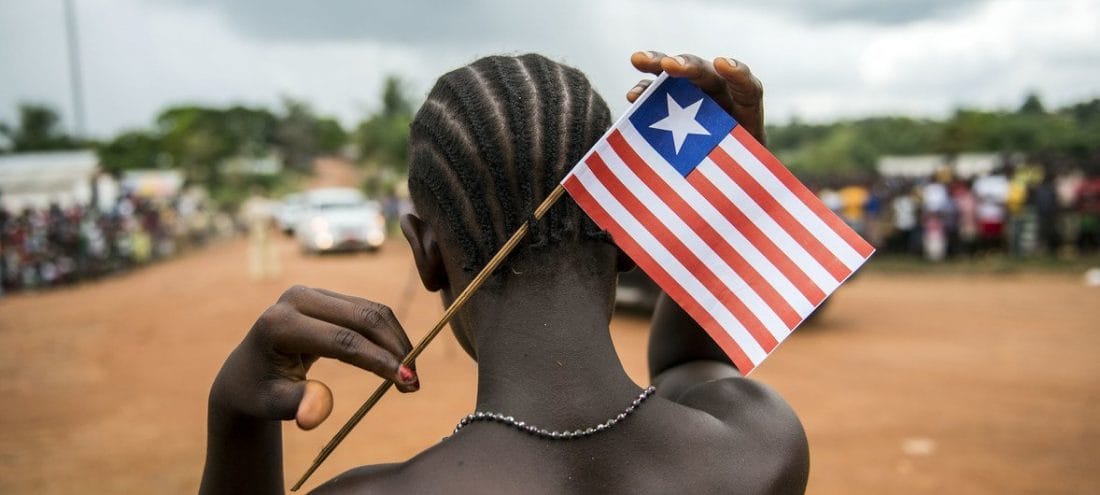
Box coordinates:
[409,54,612,272]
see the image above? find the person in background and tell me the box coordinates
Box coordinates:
[0,197,6,298]
[1055,168,1084,253]
[865,182,890,248]
[241,191,281,281]
[382,193,401,235]
[973,168,1010,253]
[1007,162,1042,256]
[951,179,978,257]
[890,186,919,254]
[837,180,870,237]
[1075,171,1100,254]
[920,178,951,261]
[818,182,842,216]
[1030,169,1061,255]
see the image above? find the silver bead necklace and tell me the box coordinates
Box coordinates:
[451,386,657,440]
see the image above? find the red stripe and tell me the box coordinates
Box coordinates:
[607,131,803,330]
[707,145,851,282]
[731,126,875,258]
[687,171,827,306]
[564,175,757,374]
[586,152,779,350]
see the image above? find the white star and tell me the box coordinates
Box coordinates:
[648,94,710,154]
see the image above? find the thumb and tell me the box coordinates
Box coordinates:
[294,379,334,430]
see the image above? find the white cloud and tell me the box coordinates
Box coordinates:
[857,0,1100,112]
[1,0,1097,137]
[0,0,74,126]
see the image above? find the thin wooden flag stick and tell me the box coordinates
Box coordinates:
[291,184,567,491]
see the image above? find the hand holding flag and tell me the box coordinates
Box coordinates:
[565,53,874,374]
[628,52,766,144]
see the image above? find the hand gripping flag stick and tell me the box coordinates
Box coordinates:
[291,185,567,491]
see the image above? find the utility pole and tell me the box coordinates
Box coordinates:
[62,0,87,137]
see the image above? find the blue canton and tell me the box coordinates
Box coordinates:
[628,77,737,176]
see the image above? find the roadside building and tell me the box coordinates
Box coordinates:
[0,150,117,211]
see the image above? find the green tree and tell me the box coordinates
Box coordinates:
[96,130,165,174]
[222,105,278,156]
[0,103,80,152]
[939,109,1001,153]
[274,97,347,171]
[780,125,866,178]
[1059,99,1100,161]
[1018,92,1046,115]
[151,104,282,187]
[768,116,942,179]
[355,76,415,173]
[1064,98,1100,125]
[765,96,1100,181]
[155,105,236,187]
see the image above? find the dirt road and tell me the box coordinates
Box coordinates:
[0,237,1097,494]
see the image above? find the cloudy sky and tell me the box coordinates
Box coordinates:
[2,0,1098,138]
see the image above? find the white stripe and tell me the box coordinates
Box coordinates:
[695,160,841,295]
[719,136,866,269]
[573,164,768,364]
[619,123,819,316]
[597,148,792,340]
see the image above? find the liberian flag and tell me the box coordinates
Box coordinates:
[562,73,874,374]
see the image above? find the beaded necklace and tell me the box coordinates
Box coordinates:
[451,386,657,440]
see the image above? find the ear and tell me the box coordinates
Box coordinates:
[614,246,636,273]
[400,213,448,292]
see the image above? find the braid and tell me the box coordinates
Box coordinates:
[408,54,612,272]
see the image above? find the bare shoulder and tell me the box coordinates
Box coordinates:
[307,440,519,495]
[307,446,551,494]
[654,361,799,424]
[309,463,401,494]
[655,360,810,494]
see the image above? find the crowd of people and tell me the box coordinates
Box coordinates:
[0,193,227,295]
[818,164,1100,261]
[4,161,1098,297]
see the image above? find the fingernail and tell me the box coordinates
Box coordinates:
[673,56,687,66]
[726,57,739,68]
[398,365,416,383]
[645,51,657,59]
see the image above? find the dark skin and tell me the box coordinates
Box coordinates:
[201,52,808,494]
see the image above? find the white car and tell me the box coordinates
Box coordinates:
[294,188,386,253]
[275,193,308,235]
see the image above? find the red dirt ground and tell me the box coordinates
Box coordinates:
[0,237,1097,494]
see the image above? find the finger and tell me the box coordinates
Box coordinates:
[630,50,667,75]
[627,79,653,103]
[310,288,418,373]
[271,308,419,392]
[662,54,736,112]
[295,379,334,430]
[713,57,766,143]
[282,286,413,366]
[660,54,718,86]
[260,377,307,421]
[714,57,763,106]
[312,288,414,353]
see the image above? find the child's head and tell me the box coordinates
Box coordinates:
[408,54,613,277]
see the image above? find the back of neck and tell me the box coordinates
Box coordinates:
[462,262,640,428]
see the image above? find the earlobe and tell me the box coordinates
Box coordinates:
[400,214,448,292]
